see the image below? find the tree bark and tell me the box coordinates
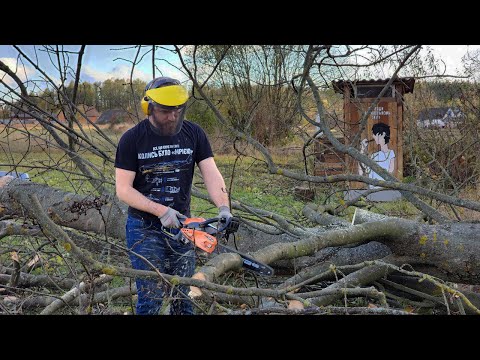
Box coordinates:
[351,208,480,284]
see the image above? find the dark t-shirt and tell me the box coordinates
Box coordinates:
[114,119,213,220]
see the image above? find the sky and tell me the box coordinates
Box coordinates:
[0,45,187,88]
[0,45,479,91]
[429,45,480,74]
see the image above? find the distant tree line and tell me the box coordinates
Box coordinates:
[0,78,146,116]
[1,74,477,148]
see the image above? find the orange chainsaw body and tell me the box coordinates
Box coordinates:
[180,217,217,253]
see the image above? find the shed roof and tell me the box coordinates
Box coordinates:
[332,78,415,95]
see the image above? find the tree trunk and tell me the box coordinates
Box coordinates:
[0,177,126,241]
[352,208,480,284]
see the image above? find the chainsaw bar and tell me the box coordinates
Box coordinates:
[163,216,274,276]
[197,220,274,275]
[214,243,274,276]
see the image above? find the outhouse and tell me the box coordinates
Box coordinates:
[315,77,415,192]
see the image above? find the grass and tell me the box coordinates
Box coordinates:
[4,122,476,224]
[0,123,311,222]
[369,198,420,220]
[0,124,116,193]
[191,154,309,220]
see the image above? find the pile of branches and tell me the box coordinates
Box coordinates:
[1,177,479,315]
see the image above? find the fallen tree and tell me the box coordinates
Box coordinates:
[1,176,480,315]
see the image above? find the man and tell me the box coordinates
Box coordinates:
[115,77,232,315]
[359,122,395,185]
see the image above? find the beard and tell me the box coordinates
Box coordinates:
[149,109,185,136]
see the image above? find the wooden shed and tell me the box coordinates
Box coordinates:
[315,77,415,189]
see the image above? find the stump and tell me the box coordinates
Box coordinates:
[293,186,315,201]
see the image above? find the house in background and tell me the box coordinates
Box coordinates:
[95,109,137,125]
[417,107,465,128]
[4,108,37,124]
[55,104,101,124]
[1,104,101,125]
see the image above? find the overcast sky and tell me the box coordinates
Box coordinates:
[0,45,479,87]
[429,45,480,74]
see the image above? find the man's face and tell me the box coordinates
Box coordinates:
[149,104,184,135]
[373,131,386,145]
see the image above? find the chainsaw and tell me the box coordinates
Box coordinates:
[161,216,274,276]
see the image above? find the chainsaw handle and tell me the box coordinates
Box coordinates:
[197,217,221,227]
[182,217,228,229]
[180,216,239,234]
[179,217,220,231]
[197,216,231,232]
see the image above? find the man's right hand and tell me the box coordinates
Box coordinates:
[360,138,368,153]
[159,207,186,228]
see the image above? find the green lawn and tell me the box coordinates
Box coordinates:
[0,124,420,223]
[0,142,308,222]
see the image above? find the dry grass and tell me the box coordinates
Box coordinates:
[448,187,480,222]
[2,122,480,222]
[0,123,127,154]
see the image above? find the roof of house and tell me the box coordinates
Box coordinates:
[10,108,35,119]
[54,104,101,121]
[96,109,136,124]
[418,107,463,121]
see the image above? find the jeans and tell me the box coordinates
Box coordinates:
[126,214,195,315]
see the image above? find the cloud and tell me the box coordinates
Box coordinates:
[83,64,149,82]
[429,45,480,74]
[0,57,36,86]
[83,63,188,84]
